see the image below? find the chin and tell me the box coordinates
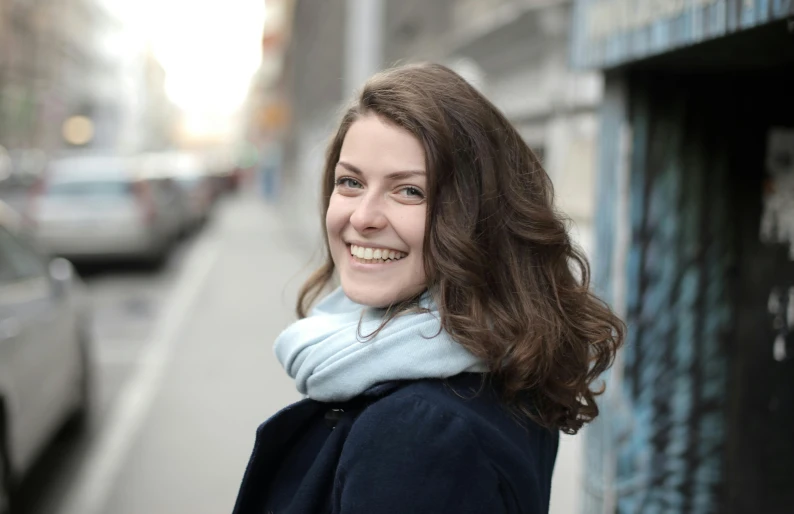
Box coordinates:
[342,285,396,308]
[341,283,422,309]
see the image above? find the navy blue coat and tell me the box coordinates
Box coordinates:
[232,373,558,514]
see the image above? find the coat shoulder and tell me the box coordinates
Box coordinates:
[350,373,559,469]
[358,373,555,445]
[338,374,559,513]
[350,375,495,446]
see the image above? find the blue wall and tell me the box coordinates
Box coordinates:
[585,73,736,513]
[572,0,794,69]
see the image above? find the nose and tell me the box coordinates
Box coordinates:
[349,192,387,233]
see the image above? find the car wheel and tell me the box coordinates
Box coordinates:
[0,426,12,514]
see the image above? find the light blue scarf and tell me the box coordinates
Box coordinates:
[274,287,488,402]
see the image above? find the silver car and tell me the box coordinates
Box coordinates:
[140,152,213,235]
[0,201,93,513]
[25,154,181,264]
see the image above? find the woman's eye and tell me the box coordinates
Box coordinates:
[399,186,425,199]
[335,177,362,188]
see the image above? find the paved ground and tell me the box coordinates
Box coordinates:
[14,190,584,514]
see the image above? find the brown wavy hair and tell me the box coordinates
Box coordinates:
[297,62,625,434]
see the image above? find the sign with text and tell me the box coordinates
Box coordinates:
[572,0,794,68]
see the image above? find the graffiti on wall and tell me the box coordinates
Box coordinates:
[588,81,734,514]
[760,128,794,363]
[760,128,794,258]
[572,0,794,69]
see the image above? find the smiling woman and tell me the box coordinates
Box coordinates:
[233,63,625,514]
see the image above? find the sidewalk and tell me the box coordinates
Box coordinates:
[77,193,313,514]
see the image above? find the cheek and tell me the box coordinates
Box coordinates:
[325,196,346,235]
[401,210,427,254]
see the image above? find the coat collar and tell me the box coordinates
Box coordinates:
[359,379,404,398]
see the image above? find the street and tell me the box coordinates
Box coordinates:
[13,193,310,514]
[6,190,582,514]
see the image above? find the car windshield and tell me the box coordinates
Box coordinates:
[46,180,129,196]
[175,175,201,187]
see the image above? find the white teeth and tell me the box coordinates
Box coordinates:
[348,244,406,262]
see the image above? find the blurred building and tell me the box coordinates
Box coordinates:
[247,0,292,141]
[275,0,601,271]
[118,45,178,152]
[0,0,109,152]
[245,0,293,197]
[571,1,794,513]
[0,0,176,159]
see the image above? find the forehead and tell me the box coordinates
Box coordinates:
[338,114,425,173]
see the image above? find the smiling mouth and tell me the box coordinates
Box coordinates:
[348,244,406,263]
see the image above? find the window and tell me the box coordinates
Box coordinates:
[0,226,46,284]
[46,180,129,197]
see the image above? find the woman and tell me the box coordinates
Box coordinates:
[233,63,624,514]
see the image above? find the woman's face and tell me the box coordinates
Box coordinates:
[326,114,428,308]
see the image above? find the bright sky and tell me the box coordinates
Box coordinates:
[104,0,266,116]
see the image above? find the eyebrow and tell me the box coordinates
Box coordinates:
[336,161,426,181]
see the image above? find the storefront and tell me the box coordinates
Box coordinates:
[571,1,794,512]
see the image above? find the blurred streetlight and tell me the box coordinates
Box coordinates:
[62,116,95,146]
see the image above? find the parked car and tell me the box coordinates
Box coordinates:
[0,201,93,514]
[141,152,213,234]
[203,150,239,199]
[24,154,183,265]
[6,149,48,189]
[0,148,48,218]
[173,156,214,231]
